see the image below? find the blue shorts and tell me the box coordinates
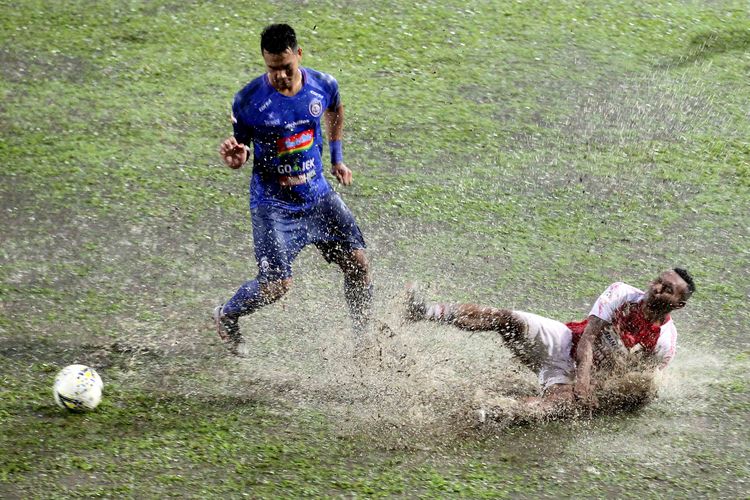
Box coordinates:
[251,191,366,283]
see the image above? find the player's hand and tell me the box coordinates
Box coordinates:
[573,380,598,415]
[219,136,247,169]
[331,163,353,186]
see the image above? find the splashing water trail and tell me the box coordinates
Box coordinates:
[194,269,722,440]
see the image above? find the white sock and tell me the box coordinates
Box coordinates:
[426,303,456,322]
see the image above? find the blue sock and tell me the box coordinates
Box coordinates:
[222,279,263,320]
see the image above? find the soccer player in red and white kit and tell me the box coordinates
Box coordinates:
[405,268,695,411]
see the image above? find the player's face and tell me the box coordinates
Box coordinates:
[262,47,302,92]
[645,271,690,312]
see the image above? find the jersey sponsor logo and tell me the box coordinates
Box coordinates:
[259,98,272,112]
[276,158,315,175]
[284,119,311,131]
[265,111,281,126]
[309,99,323,117]
[278,168,317,186]
[301,158,315,171]
[310,90,324,99]
[277,129,315,156]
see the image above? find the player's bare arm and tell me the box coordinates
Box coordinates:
[219,136,247,169]
[574,315,608,408]
[324,104,352,185]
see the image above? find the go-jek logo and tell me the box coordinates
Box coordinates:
[277,129,314,156]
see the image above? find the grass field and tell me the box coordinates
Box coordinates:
[1,0,749,497]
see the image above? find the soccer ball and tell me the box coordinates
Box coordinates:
[53,364,103,411]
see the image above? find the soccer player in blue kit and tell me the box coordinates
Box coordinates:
[213,24,372,356]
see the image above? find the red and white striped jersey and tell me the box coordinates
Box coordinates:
[566,282,677,367]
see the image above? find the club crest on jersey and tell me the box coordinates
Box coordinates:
[277,129,314,156]
[309,99,323,117]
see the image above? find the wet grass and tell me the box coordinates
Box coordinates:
[2,0,749,497]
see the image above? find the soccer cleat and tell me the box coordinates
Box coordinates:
[403,283,427,322]
[212,305,245,356]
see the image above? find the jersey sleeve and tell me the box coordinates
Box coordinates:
[652,321,677,368]
[588,282,631,323]
[324,74,341,110]
[231,95,253,145]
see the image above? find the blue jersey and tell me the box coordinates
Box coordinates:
[231,67,340,211]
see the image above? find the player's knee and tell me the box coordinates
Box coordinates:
[492,309,520,329]
[339,249,369,281]
[278,278,293,295]
[350,249,370,277]
[260,278,292,303]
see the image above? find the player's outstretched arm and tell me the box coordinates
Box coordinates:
[219,136,247,169]
[574,315,608,411]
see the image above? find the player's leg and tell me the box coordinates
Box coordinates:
[312,192,371,331]
[321,245,372,331]
[407,287,579,418]
[406,286,572,373]
[219,277,293,322]
[214,277,292,355]
[213,206,300,354]
[417,300,540,369]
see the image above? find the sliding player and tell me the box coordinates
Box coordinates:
[406,268,695,412]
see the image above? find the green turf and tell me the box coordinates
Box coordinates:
[2,0,749,497]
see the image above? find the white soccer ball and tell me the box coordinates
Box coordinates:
[53,364,103,411]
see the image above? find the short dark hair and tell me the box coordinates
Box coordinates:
[261,24,298,54]
[673,267,696,295]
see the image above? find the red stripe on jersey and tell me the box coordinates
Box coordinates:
[567,303,670,354]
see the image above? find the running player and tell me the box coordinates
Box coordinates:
[405,268,695,411]
[214,24,371,356]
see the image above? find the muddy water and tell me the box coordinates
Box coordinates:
[2,203,744,494]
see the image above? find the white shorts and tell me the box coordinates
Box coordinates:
[512,310,575,390]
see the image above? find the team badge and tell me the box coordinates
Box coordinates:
[309,99,323,117]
